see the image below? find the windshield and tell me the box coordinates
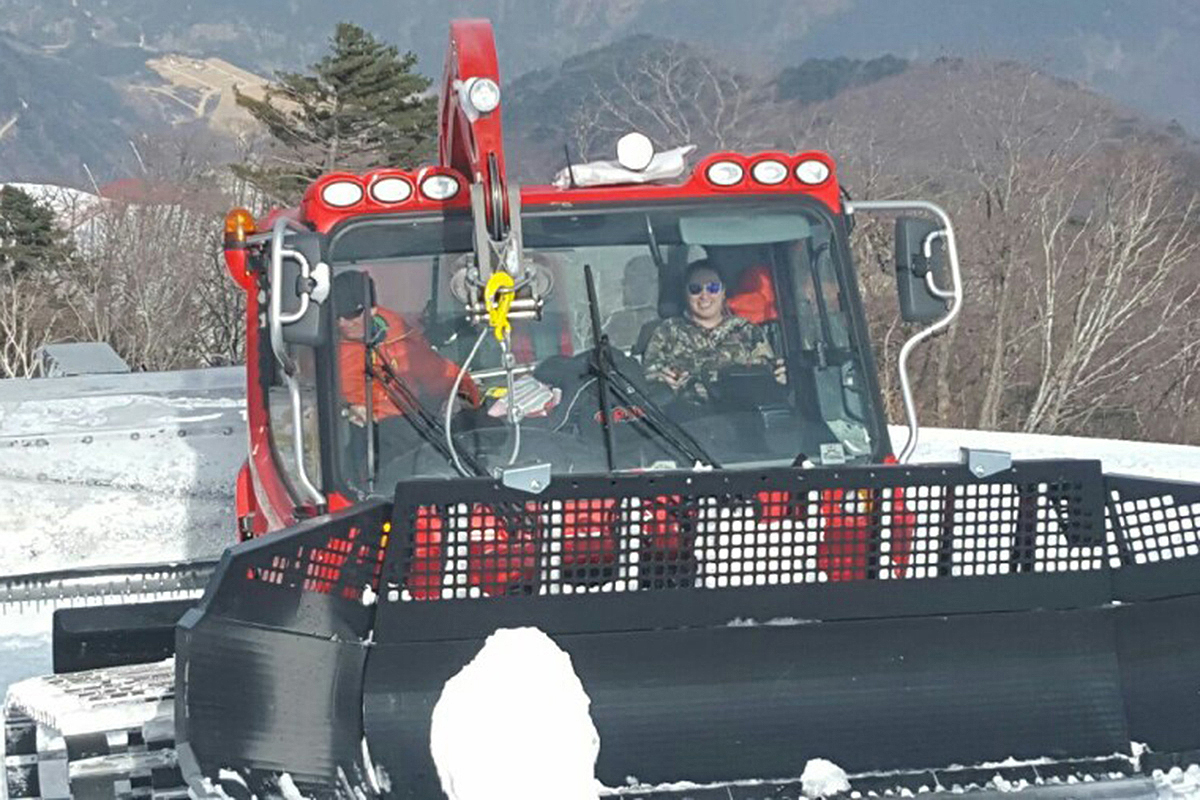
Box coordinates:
[327,200,880,493]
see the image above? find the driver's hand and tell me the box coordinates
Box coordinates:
[348,404,368,425]
[457,373,482,408]
[773,359,787,385]
[649,367,689,390]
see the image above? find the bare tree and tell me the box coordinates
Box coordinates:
[61,197,245,371]
[567,103,608,163]
[570,43,764,158]
[812,63,1200,443]
[0,274,57,378]
[1162,313,1200,443]
[54,133,250,371]
[1021,157,1200,433]
[797,113,937,426]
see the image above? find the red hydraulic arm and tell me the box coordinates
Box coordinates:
[438,19,509,237]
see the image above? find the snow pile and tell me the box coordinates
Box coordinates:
[896,425,1200,483]
[276,773,306,800]
[1153,765,1200,798]
[987,772,1031,793]
[430,627,600,800]
[800,758,849,798]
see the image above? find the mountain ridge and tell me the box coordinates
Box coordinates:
[2,1,1199,186]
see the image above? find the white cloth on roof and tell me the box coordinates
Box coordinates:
[553,145,697,189]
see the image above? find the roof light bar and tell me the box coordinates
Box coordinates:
[370,176,413,204]
[795,159,831,185]
[751,159,788,185]
[706,160,745,187]
[421,174,461,201]
[321,180,364,208]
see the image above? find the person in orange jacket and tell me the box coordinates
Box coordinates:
[335,270,480,465]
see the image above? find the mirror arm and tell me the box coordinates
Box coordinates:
[278,249,312,325]
[922,230,955,299]
[285,371,325,508]
[845,200,964,463]
[269,217,309,375]
[925,270,956,301]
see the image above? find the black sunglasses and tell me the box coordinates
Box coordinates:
[687,280,723,296]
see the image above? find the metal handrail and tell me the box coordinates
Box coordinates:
[267,217,326,507]
[269,217,309,375]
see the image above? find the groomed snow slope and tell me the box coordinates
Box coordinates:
[0,367,246,577]
[894,425,1200,483]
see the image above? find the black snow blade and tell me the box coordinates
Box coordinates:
[54,598,196,673]
[175,462,1200,799]
[175,499,392,799]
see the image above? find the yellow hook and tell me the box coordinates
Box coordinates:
[483,271,515,341]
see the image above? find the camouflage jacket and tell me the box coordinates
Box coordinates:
[642,314,775,402]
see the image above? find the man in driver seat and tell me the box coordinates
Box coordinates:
[643,260,785,404]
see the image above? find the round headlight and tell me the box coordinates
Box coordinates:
[321,180,363,208]
[795,159,831,185]
[370,177,412,204]
[421,174,461,201]
[751,159,789,185]
[705,160,745,187]
[466,77,501,114]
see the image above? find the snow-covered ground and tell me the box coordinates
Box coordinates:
[0,367,246,577]
[0,629,51,697]
[896,425,1200,483]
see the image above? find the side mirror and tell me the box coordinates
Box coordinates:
[276,231,329,346]
[894,217,949,323]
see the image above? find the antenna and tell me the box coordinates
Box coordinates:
[562,143,578,188]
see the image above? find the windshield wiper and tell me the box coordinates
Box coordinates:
[583,265,721,470]
[370,351,487,478]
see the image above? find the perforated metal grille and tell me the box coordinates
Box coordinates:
[382,462,1164,601]
[205,500,392,639]
[214,469,1200,612]
[244,520,386,602]
[1107,476,1200,565]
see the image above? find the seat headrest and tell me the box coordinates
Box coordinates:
[334,270,376,319]
[621,254,659,308]
[727,264,779,324]
[657,263,683,318]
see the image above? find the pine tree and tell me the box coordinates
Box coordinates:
[235,23,438,204]
[0,186,74,279]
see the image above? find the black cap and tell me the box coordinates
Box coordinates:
[334,270,376,319]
